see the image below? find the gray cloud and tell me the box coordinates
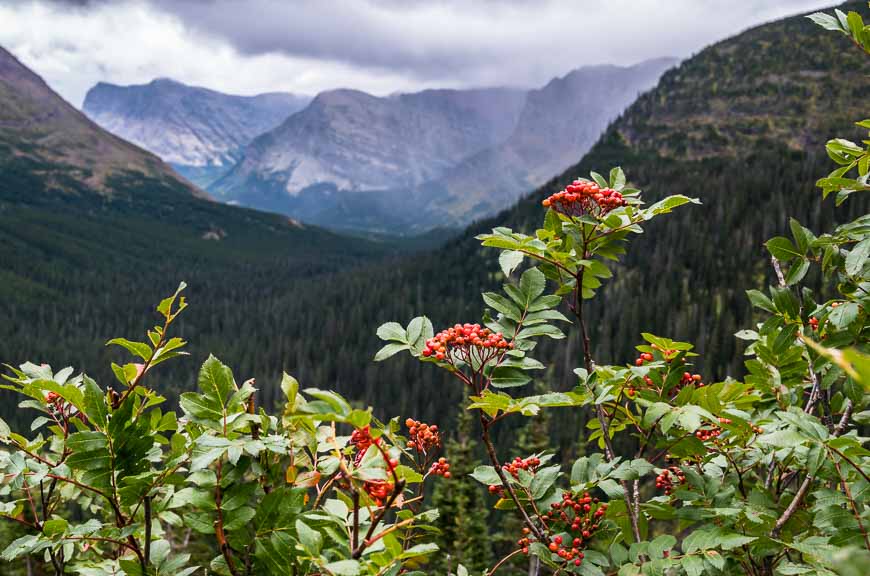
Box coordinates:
[0,0,838,106]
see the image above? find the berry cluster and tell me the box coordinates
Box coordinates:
[527,492,608,567]
[681,372,705,388]
[405,418,441,453]
[363,480,394,506]
[429,457,451,478]
[45,391,64,410]
[809,317,820,331]
[44,391,87,424]
[542,180,627,219]
[655,466,686,495]
[634,352,654,366]
[694,417,731,442]
[350,425,379,464]
[487,456,542,496]
[350,426,397,470]
[422,324,513,364]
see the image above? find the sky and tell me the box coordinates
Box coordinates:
[0,0,837,107]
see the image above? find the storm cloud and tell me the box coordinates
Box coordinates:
[0,0,836,107]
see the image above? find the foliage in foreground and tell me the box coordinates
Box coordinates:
[1,6,870,575]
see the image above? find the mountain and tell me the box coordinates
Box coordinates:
[82,79,310,188]
[0,47,205,199]
[417,58,677,226]
[208,87,527,223]
[209,60,675,232]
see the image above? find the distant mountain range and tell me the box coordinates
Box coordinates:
[0,44,387,277]
[82,79,310,188]
[83,59,676,232]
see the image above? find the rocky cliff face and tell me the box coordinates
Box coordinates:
[208,87,527,203]
[82,79,309,187]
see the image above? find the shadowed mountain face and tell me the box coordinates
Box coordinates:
[83,79,310,187]
[207,59,676,232]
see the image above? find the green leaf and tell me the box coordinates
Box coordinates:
[645,194,700,216]
[807,11,845,32]
[611,459,653,481]
[324,560,361,575]
[829,302,859,329]
[845,237,870,277]
[106,338,152,361]
[530,465,560,499]
[469,466,501,485]
[295,519,322,555]
[519,267,546,302]
[499,250,524,277]
[281,373,299,406]
[0,417,9,443]
[766,237,803,262]
[681,555,704,576]
[516,324,565,340]
[784,259,810,286]
[376,322,406,342]
[490,366,532,388]
[400,543,440,559]
[42,518,68,537]
[198,355,235,411]
[590,172,608,188]
[648,534,676,559]
[82,376,108,429]
[482,292,523,322]
[746,290,776,313]
[609,166,626,190]
[374,342,411,362]
[405,317,433,351]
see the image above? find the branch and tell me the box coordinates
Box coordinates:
[144,496,152,569]
[573,273,643,546]
[770,400,853,538]
[480,414,545,542]
[215,461,240,576]
[832,454,870,550]
[487,549,524,575]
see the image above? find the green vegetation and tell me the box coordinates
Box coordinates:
[0,3,869,573]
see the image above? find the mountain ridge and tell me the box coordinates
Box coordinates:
[209,59,676,232]
[83,79,310,187]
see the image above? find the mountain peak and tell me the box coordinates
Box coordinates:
[82,78,311,185]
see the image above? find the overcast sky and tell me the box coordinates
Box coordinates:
[0,0,836,107]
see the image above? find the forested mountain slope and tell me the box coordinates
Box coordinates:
[0,46,392,428]
[202,0,869,451]
[2,3,868,459]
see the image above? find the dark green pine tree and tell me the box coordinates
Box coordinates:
[430,400,493,574]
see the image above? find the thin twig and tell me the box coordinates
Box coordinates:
[771,401,853,538]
